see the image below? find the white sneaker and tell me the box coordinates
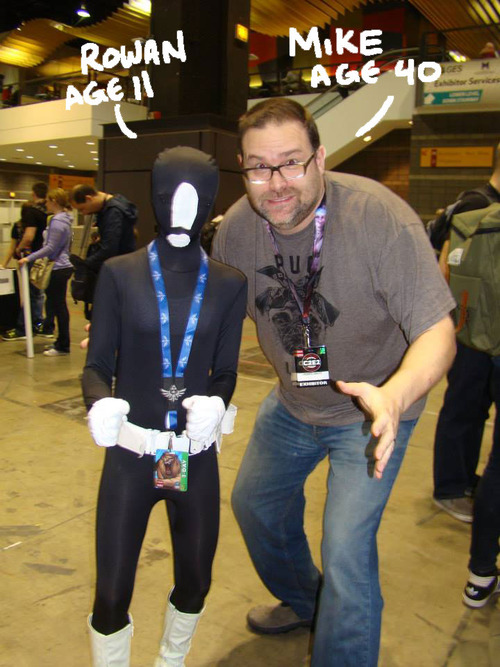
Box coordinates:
[43,347,69,357]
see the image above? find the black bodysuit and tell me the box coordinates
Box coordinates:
[82,245,247,634]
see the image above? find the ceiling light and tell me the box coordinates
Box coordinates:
[35,162,42,165]
[93,157,99,161]
[57,153,65,157]
[16,148,24,152]
[0,158,6,161]
[49,145,58,148]
[127,0,151,15]
[86,141,95,145]
[26,155,34,159]
[68,165,75,168]
[76,3,91,18]
[363,135,372,142]
[90,150,98,154]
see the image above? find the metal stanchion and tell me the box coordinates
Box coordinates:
[19,263,34,358]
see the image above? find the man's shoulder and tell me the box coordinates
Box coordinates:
[23,204,47,227]
[325,171,420,229]
[101,194,137,222]
[454,183,500,214]
[325,171,402,202]
[212,195,258,263]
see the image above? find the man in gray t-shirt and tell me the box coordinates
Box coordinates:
[212,98,456,667]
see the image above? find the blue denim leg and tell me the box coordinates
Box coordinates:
[232,390,327,619]
[15,283,44,333]
[311,419,416,667]
[31,284,44,325]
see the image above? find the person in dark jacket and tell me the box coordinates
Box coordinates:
[69,185,137,318]
[69,185,137,274]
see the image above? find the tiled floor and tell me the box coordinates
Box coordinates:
[1,301,498,666]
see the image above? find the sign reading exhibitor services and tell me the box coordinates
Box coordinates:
[421,58,500,108]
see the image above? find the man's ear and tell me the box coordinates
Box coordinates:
[315,145,326,174]
[237,154,243,167]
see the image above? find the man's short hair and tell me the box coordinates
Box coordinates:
[32,181,48,199]
[238,98,320,154]
[70,184,98,204]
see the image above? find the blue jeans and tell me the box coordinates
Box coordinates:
[16,282,44,333]
[232,390,416,667]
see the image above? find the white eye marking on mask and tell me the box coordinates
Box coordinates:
[171,182,198,230]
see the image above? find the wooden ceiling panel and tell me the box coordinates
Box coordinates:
[0,0,498,68]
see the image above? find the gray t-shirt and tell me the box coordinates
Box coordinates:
[213,171,455,426]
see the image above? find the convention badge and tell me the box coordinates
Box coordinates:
[291,345,330,388]
[154,448,188,492]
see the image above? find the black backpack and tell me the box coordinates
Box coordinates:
[427,188,496,252]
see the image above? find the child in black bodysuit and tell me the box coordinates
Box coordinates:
[82,147,247,666]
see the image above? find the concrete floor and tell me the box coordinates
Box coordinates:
[1,300,499,667]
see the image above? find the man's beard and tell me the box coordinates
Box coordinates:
[250,187,320,232]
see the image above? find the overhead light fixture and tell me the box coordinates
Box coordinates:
[49,145,58,148]
[35,161,42,165]
[76,3,91,18]
[26,155,34,159]
[16,148,24,152]
[86,141,95,145]
[90,150,98,154]
[363,135,372,142]
[68,165,75,169]
[57,153,65,157]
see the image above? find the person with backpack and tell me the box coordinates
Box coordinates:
[451,204,500,609]
[432,142,500,524]
[69,185,138,320]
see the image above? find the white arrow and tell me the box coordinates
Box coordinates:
[355,95,394,138]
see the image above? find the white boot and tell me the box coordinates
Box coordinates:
[154,598,204,667]
[88,614,133,666]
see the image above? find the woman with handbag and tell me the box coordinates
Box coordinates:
[19,188,73,356]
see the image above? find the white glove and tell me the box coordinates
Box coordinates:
[182,395,226,443]
[87,397,130,448]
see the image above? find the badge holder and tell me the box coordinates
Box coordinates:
[291,325,330,388]
[154,433,189,491]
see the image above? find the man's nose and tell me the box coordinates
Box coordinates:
[268,169,287,190]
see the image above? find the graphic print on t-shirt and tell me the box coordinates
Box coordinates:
[255,257,339,354]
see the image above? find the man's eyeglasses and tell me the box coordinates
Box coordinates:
[242,152,316,184]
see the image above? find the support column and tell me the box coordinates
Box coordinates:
[150,0,250,120]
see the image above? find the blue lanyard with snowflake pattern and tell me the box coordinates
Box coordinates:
[147,240,208,430]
